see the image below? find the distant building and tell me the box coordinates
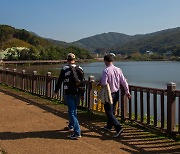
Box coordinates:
[146,51,153,55]
[117,54,122,57]
[164,51,172,55]
[109,52,116,56]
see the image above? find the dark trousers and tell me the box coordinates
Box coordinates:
[104,91,121,131]
[112,90,119,114]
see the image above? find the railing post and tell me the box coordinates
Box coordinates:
[46,72,52,98]
[167,82,176,133]
[0,68,2,84]
[32,71,37,94]
[22,70,26,90]
[120,86,128,120]
[88,76,95,110]
[13,69,16,88]
[5,68,9,85]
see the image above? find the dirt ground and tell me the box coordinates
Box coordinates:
[0,86,180,154]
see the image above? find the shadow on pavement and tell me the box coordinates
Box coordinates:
[0,88,180,153]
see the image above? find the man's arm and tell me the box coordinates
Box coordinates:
[76,66,84,81]
[76,66,86,97]
[54,69,64,93]
[100,69,108,86]
[120,72,131,99]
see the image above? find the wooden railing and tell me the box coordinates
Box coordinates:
[0,68,179,135]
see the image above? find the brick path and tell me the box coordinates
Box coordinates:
[0,86,180,154]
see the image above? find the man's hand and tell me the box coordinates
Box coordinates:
[96,81,101,86]
[126,93,131,100]
[96,78,102,86]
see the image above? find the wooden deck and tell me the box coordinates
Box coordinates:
[0,86,180,153]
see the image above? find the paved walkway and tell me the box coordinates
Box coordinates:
[0,86,180,154]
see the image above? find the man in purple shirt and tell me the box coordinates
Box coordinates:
[101,54,131,137]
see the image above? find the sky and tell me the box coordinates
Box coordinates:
[0,0,180,42]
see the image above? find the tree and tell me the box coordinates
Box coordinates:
[5,49,18,60]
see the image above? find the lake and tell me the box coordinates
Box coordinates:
[3,61,180,90]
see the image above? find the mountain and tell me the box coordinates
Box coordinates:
[114,27,180,54]
[73,27,180,54]
[73,32,143,50]
[47,38,70,47]
[0,25,73,50]
[0,25,52,50]
[0,25,92,60]
[1,24,179,56]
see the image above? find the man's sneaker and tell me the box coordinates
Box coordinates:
[114,128,123,138]
[69,134,81,139]
[64,126,73,131]
[68,127,73,131]
[103,126,112,131]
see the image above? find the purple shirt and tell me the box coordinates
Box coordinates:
[101,64,130,94]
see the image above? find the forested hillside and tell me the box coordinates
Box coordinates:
[1,24,180,60]
[73,32,143,50]
[0,25,92,60]
[113,27,180,55]
[0,25,51,49]
[73,27,180,56]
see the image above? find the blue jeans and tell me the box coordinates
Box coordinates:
[104,91,121,131]
[64,94,81,136]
